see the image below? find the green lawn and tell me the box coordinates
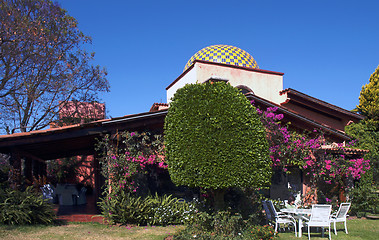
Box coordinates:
[278,218,378,240]
[0,222,184,240]
[0,218,377,239]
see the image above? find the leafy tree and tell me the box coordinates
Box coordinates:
[346,65,379,183]
[357,65,379,123]
[346,121,379,183]
[0,0,109,134]
[348,170,379,215]
[164,82,271,210]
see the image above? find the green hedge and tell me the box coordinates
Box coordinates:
[165,82,271,190]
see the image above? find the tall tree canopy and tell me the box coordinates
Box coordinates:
[164,82,271,210]
[357,65,379,123]
[0,0,109,134]
[346,65,379,183]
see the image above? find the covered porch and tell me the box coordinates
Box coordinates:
[0,110,167,214]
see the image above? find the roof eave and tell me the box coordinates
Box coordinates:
[166,60,284,90]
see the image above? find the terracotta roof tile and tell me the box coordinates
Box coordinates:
[280,88,364,119]
[246,93,352,141]
[320,144,369,154]
[149,103,169,112]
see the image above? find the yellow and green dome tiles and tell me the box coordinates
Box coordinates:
[184,45,259,72]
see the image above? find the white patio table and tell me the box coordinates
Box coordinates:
[281,208,312,237]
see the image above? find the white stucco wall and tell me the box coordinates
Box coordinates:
[166,62,286,104]
[166,67,197,103]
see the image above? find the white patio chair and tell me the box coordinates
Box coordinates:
[266,200,297,236]
[262,200,274,225]
[330,202,351,235]
[262,200,280,225]
[304,204,332,240]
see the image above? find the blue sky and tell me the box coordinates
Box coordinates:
[57,0,379,118]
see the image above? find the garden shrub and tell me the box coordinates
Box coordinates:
[147,193,197,226]
[356,211,366,218]
[222,187,266,225]
[99,192,197,226]
[242,225,278,240]
[212,211,244,237]
[0,187,56,225]
[99,190,151,225]
[174,225,214,240]
[173,210,276,240]
[349,173,379,216]
[0,155,10,189]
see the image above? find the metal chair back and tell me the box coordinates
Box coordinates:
[262,200,273,221]
[335,203,351,219]
[310,204,332,224]
[267,200,280,217]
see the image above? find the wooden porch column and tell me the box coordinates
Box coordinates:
[41,161,47,178]
[32,159,40,178]
[32,159,47,179]
[93,152,103,204]
[9,150,22,189]
[24,158,33,183]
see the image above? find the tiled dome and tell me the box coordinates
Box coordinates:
[184,45,259,72]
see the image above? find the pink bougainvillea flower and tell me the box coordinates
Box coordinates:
[158,161,168,169]
[306,160,313,166]
[275,114,284,120]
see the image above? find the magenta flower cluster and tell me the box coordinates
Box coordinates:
[348,158,370,179]
[253,103,371,189]
[106,131,166,193]
[109,151,167,192]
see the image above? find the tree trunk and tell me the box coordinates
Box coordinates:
[213,188,226,211]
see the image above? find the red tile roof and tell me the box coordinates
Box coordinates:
[0,110,167,141]
[149,102,169,112]
[280,88,364,120]
[246,93,352,141]
[320,145,369,154]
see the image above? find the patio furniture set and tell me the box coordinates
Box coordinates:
[262,200,351,240]
[41,184,87,206]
